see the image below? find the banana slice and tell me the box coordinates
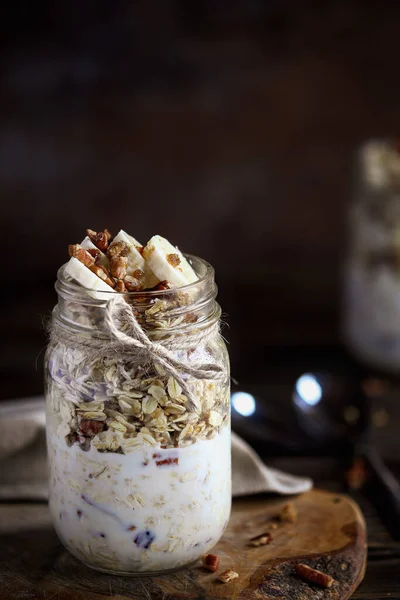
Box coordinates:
[64,257,115,298]
[112,230,158,288]
[80,236,108,267]
[143,235,198,288]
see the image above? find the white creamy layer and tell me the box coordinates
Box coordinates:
[47,425,231,573]
[344,260,400,370]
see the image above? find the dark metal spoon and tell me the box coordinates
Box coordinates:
[292,371,400,539]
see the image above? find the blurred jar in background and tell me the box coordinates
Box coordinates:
[343,139,400,372]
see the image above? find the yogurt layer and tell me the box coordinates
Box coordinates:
[47,426,231,573]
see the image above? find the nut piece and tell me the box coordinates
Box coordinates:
[89,264,116,287]
[248,532,272,547]
[86,229,109,251]
[87,247,101,261]
[124,275,141,291]
[79,420,105,437]
[218,569,239,583]
[107,241,129,259]
[110,255,128,280]
[279,502,297,523]
[115,280,127,293]
[294,564,335,588]
[68,244,95,268]
[201,554,219,572]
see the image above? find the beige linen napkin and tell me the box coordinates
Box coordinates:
[0,397,312,500]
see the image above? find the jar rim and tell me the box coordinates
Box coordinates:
[57,254,215,298]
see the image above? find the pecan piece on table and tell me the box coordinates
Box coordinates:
[279,502,297,523]
[218,569,239,583]
[202,554,219,572]
[248,532,273,547]
[294,564,335,588]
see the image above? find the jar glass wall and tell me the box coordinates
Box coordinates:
[45,256,231,574]
[343,139,400,371]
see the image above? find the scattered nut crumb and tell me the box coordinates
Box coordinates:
[346,457,368,490]
[218,569,239,583]
[294,563,335,588]
[202,553,219,572]
[248,532,272,547]
[279,502,297,523]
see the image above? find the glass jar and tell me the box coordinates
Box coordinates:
[45,255,231,575]
[343,139,400,371]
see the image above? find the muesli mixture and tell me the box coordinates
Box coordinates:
[46,229,231,573]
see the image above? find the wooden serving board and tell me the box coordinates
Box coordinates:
[0,489,366,600]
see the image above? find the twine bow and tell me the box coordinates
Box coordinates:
[104,296,224,411]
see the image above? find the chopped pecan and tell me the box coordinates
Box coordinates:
[86,229,109,251]
[89,264,115,287]
[148,280,170,291]
[68,244,95,268]
[107,241,129,259]
[87,247,101,261]
[124,275,141,291]
[135,245,144,255]
[115,280,127,293]
[79,420,105,437]
[202,554,219,572]
[279,502,297,523]
[218,569,239,583]
[132,268,145,280]
[167,253,181,267]
[294,564,335,588]
[248,532,272,547]
[104,228,112,242]
[110,255,128,280]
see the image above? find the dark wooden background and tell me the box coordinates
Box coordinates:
[2,0,400,400]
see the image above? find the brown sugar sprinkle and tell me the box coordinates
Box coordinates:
[279,502,297,523]
[167,253,181,267]
[79,420,105,437]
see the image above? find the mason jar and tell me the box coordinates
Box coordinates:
[45,255,231,574]
[343,139,400,371]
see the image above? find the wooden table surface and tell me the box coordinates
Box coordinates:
[1,454,399,599]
